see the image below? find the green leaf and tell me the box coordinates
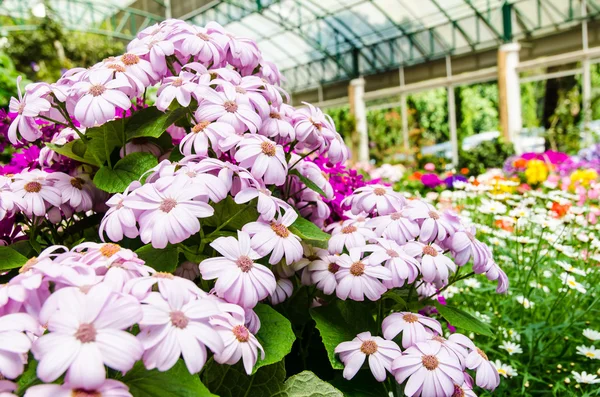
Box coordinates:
[310,300,377,370]
[0,245,28,271]
[289,217,330,248]
[9,240,35,258]
[17,359,42,394]
[85,117,126,165]
[122,360,216,397]
[126,106,188,140]
[202,361,285,397]
[330,371,388,397]
[202,196,259,231]
[135,244,179,273]
[46,139,100,167]
[93,152,158,193]
[434,302,493,337]
[253,304,296,374]
[288,169,327,197]
[273,371,343,397]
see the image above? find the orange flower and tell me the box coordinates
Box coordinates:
[495,219,514,232]
[409,172,422,181]
[513,158,527,168]
[551,201,570,218]
[460,168,469,175]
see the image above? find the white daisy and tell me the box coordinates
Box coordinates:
[572,371,600,384]
[583,329,600,341]
[499,341,523,355]
[576,345,600,360]
[493,360,518,378]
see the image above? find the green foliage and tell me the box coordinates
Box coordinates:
[134,244,179,273]
[457,138,515,175]
[93,152,158,193]
[0,246,28,271]
[253,304,296,373]
[202,196,260,231]
[0,51,26,107]
[545,87,583,154]
[202,361,286,397]
[433,302,494,336]
[274,371,343,397]
[289,217,330,248]
[458,83,499,140]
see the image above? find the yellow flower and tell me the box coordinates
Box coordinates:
[570,169,598,188]
[525,160,548,185]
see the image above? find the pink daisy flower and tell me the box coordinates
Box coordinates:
[465,346,500,390]
[404,242,456,285]
[196,85,261,134]
[405,200,459,243]
[137,292,224,374]
[210,314,264,375]
[11,170,62,217]
[99,183,140,243]
[8,77,51,144]
[24,379,132,397]
[72,69,132,128]
[367,239,420,288]
[292,102,337,146]
[176,25,225,65]
[485,259,509,294]
[260,106,295,143]
[391,340,465,397]
[327,220,377,254]
[243,210,303,265]
[235,134,287,186]
[342,184,406,216]
[0,313,39,379]
[234,184,291,221]
[32,285,143,389]
[179,120,234,157]
[366,211,419,245]
[156,72,198,111]
[450,227,492,267]
[334,249,391,301]
[48,173,95,212]
[199,231,276,308]
[382,312,443,349]
[125,272,203,309]
[117,52,158,87]
[335,332,401,382]
[0,380,16,397]
[124,176,214,249]
[269,277,293,305]
[307,253,341,294]
[127,29,175,77]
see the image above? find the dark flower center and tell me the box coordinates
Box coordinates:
[121,53,140,66]
[310,118,322,130]
[452,385,465,397]
[360,340,378,355]
[328,262,340,274]
[236,255,254,272]
[224,101,238,113]
[75,323,97,343]
[172,78,184,87]
[261,142,276,157]
[422,354,439,370]
[350,262,365,276]
[107,63,126,73]
[170,311,189,329]
[270,112,281,120]
[271,222,290,238]
[373,187,386,196]
[403,313,418,323]
[24,181,42,193]
[422,246,438,257]
[192,121,211,133]
[232,325,250,342]
[159,198,177,213]
[72,389,101,397]
[70,177,85,190]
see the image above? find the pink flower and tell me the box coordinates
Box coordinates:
[179,120,234,157]
[11,170,62,217]
[0,313,39,379]
[260,106,295,143]
[48,173,95,212]
[292,102,337,146]
[424,163,436,171]
[137,292,223,374]
[269,277,293,305]
[0,181,24,221]
[243,210,303,265]
[32,285,143,389]
[210,314,264,375]
[156,72,198,111]
[307,253,341,294]
[368,239,420,288]
[99,183,140,243]
[196,85,261,134]
[0,380,16,397]
[392,340,464,397]
[485,259,509,294]
[176,25,225,65]
[366,212,420,245]
[335,332,401,382]
[175,261,201,281]
[199,231,276,308]
[382,312,443,349]
[235,135,287,186]
[125,176,214,248]
[8,78,51,144]
[404,242,456,285]
[334,249,391,301]
[465,347,500,390]
[327,220,377,254]
[117,52,158,87]
[125,272,203,309]
[72,69,132,127]
[234,184,291,221]
[405,201,458,242]
[24,379,132,397]
[450,227,491,267]
[342,185,406,216]
[127,29,175,77]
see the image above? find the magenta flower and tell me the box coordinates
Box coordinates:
[125,176,214,248]
[243,210,303,265]
[196,85,261,134]
[335,332,401,382]
[368,238,420,288]
[382,312,443,349]
[391,340,465,397]
[32,285,143,389]
[465,347,500,390]
[210,314,264,375]
[334,249,391,301]
[72,69,132,127]
[8,77,51,144]
[137,292,223,374]
[0,313,39,379]
[235,134,287,186]
[179,120,234,157]
[199,231,276,308]
[342,184,406,216]
[11,170,62,217]
[24,379,132,397]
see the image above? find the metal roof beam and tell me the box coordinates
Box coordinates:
[463,0,504,41]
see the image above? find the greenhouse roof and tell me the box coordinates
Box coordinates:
[1,0,598,90]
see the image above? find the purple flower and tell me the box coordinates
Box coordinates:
[420,173,444,189]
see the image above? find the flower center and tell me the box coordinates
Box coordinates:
[121,53,140,65]
[223,101,238,113]
[270,112,281,120]
[386,249,399,258]
[350,262,365,276]
[70,177,85,190]
[170,311,189,329]
[466,232,475,242]
[261,141,276,157]
[172,78,183,87]
[374,187,387,196]
[341,225,357,234]
[328,262,340,273]
[360,340,378,355]
[235,86,247,94]
[390,212,402,220]
[75,323,97,343]
[100,243,120,258]
[72,390,101,397]
[476,348,488,361]
[20,257,38,273]
[428,211,440,220]
[107,63,126,73]
[422,246,438,257]
[159,198,177,213]
[88,84,106,97]
[232,325,250,342]
[17,102,26,114]
[154,272,174,279]
[192,121,211,133]
[197,32,210,41]
[432,335,445,343]
[421,354,439,370]
[310,119,322,130]
[24,181,42,193]
[236,255,254,272]
[271,222,290,238]
[452,385,465,397]
[403,313,419,323]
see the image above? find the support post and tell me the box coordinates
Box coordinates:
[446,56,459,167]
[497,42,523,153]
[582,0,592,145]
[165,0,172,19]
[349,77,369,163]
[400,67,409,152]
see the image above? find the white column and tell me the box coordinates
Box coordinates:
[165,0,172,19]
[400,67,409,151]
[446,56,459,167]
[582,0,592,145]
[350,77,369,163]
[498,43,523,153]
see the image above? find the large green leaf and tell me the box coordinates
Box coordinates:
[0,245,28,271]
[135,244,179,273]
[202,361,285,397]
[126,106,188,140]
[310,300,377,370]
[253,304,296,374]
[122,360,215,397]
[434,302,493,337]
[17,359,42,394]
[273,371,343,397]
[330,371,389,397]
[288,169,326,197]
[93,152,158,193]
[46,139,100,167]
[85,118,126,165]
[289,217,329,248]
[202,196,259,231]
